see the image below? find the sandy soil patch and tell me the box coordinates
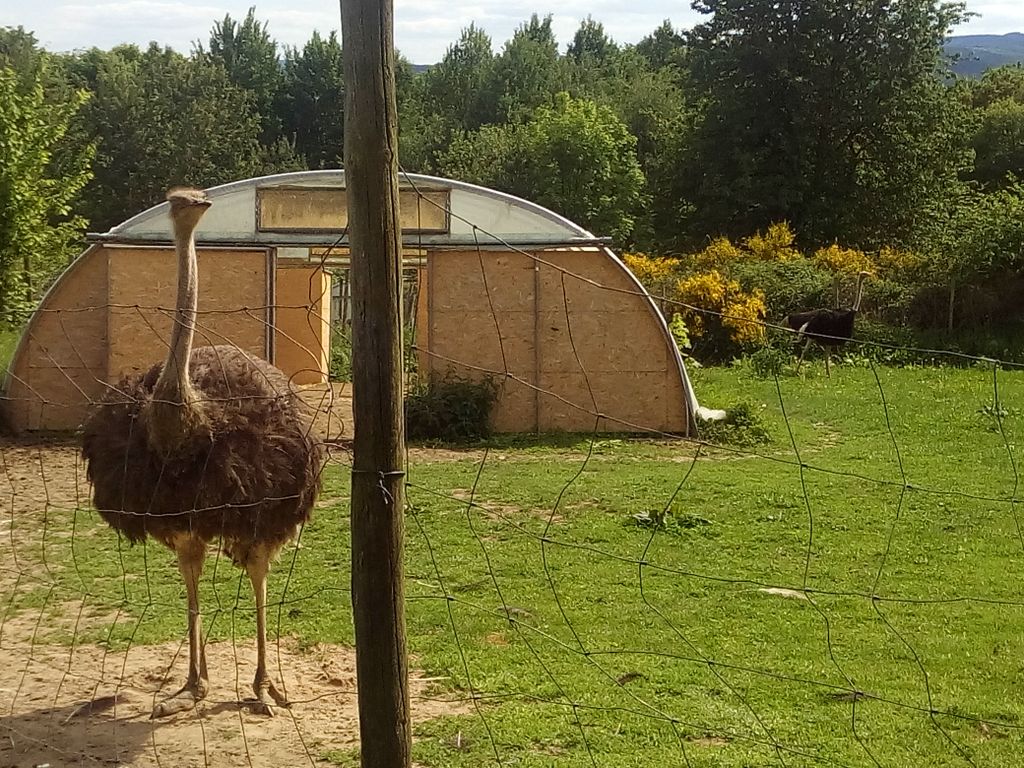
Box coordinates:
[0,613,469,767]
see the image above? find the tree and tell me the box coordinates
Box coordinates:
[968,65,1024,108]
[680,0,972,249]
[198,7,283,145]
[76,44,266,229]
[440,93,646,242]
[0,61,93,322]
[635,20,686,70]
[279,31,345,168]
[972,98,1024,186]
[566,17,619,68]
[489,14,565,123]
[419,24,496,131]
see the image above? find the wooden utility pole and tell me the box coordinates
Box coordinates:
[341,0,410,765]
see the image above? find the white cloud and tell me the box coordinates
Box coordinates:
[4,0,1022,63]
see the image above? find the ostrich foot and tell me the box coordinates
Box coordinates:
[151,680,208,718]
[247,676,290,717]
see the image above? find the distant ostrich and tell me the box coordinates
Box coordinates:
[81,187,323,718]
[784,270,870,377]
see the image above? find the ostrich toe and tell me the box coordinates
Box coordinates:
[248,675,290,716]
[151,680,208,718]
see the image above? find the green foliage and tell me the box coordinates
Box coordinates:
[635,20,687,71]
[744,345,792,380]
[0,52,93,322]
[977,400,1020,432]
[70,44,266,229]
[0,323,21,378]
[566,17,619,69]
[441,92,645,242]
[667,312,691,352]
[405,374,499,442]
[328,324,353,381]
[681,0,973,249]
[697,401,772,447]
[626,507,713,537]
[728,257,833,319]
[489,14,565,124]
[971,98,1024,187]
[419,24,495,132]
[199,8,283,146]
[280,31,345,169]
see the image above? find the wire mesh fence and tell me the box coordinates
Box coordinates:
[2,180,1024,767]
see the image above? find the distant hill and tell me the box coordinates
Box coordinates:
[946,33,1024,77]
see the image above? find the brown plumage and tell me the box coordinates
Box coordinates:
[81,187,323,718]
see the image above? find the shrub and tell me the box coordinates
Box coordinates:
[728,258,833,319]
[674,270,767,356]
[744,345,792,379]
[697,401,772,447]
[328,324,353,381]
[405,373,499,442]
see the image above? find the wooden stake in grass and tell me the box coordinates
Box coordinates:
[341,0,410,765]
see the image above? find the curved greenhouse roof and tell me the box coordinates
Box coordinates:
[92,170,605,249]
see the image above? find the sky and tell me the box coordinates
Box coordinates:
[1,0,1023,65]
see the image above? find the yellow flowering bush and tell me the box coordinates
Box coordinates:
[744,222,800,262]
[812,242,875,275]
[875,245,923,279]
[622,252,680,284]
[623,252,682,316]
[694,236,745,268]
[723,290,769,345]
[675,270,766,345]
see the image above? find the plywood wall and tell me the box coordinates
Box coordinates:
[105,247,269,380]
[420,249,689,434]
[1,245,274,433]
[275,266,331,385]
[3,246,110,432]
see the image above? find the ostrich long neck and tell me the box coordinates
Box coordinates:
[852,275,867,312]
[147,219,204,452]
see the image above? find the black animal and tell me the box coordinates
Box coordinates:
[81,187,323,718]
[784,270,870,377]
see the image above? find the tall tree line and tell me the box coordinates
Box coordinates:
[4,1,1024,329]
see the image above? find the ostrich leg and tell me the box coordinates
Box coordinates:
[795,322,812,374]
[152,536,208,718]
[246,544,290,716]
[825,352,831,378]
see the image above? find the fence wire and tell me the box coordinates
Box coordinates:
[2,181,1023,768]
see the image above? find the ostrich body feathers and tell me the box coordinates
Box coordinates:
[785,308,857,346]
[81,344,323,557]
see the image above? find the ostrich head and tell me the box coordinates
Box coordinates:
[167,187,212,232]
[145,186,214,455]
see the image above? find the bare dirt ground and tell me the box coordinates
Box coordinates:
[0,421,471,768]
[0,612,467,768]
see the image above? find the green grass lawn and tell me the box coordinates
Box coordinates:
[9,362,1024,766]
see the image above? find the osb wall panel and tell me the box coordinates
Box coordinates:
[3,246,109,432]
[106,248,268,381]
[429,311,534,374]
[275,267,330,385]
[428,251,536,312]
[537,310,667,374]
[422,248,689,434]
[538,371,685,433]
[258,187,449,232]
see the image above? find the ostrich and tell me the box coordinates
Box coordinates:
[784,270,870,377]
[81,187,323,718]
